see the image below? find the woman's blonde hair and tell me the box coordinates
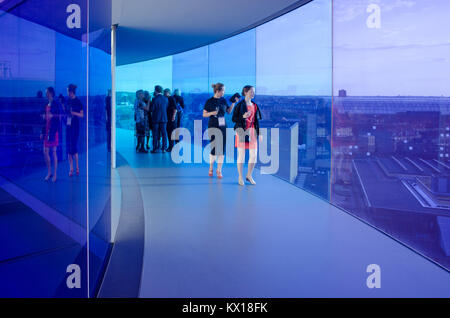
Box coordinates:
[211,83,224,93]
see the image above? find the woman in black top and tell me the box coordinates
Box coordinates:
[203,83,239,178]
[66,84,84,177]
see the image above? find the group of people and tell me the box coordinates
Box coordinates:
[41,81,262,186]
[134,82,262,185]
[203,83,262,186]
[41,84,84,182]
[134,85,184,153]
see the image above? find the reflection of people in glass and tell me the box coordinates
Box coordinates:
[41,87,61,182]
[66,84,84,177]
[203,83,238,178]
[58,94,65,110]
[233,85,262,186]
[173,89,185,143]
[164,88,177,152]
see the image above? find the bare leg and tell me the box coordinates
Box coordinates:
[44,147,51,180]
[246,148,257,184]
[217,155,224,172]
[209,154,216,175]
[74,153,79,172]
[68,154,73,174]
[237,147,245,185]
[52,147,58,182]
[216,155,224,178]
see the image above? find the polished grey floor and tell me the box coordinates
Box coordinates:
[116,129,450,298]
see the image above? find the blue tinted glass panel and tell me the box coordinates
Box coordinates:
[0,1,89,297]
[332,0,450,270]
[88,0,112,297]
[208,30,256,94]
[255,0,332,200]
[172,46,209,133]
[116,56,173,130]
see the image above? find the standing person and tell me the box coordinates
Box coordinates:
[173,89,185,143]
[143,91,151,150]
[41,87,61,182]
[135,90,148,153]
[66,84,84,176]
[232,85,262,186]
[164,88,177,152]
[146,91,153,150]
[150,85,168,153]
[203,83,239,178]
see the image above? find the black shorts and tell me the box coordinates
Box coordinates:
[67,128,79,155]
[209,126,226,156]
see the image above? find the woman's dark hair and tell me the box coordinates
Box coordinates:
[163,88,171,96]
[154,85,163,94]
[68,84,77,94]
[46,87,55,98]
[211,83,224,93]
[242,85,254,96]
[143,91,150,103]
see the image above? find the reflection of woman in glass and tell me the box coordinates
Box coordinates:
[41,87,61,182]
[232,85,262,186]
[203,83,238,178]
[66,84,84,177]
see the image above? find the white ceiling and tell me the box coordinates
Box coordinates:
[113,0,312,65]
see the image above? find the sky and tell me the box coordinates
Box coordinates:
[333,0,450,96]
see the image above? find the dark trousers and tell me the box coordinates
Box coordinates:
[152,122,167,150]
[166,120,176,150]
[176,110,183,128]
[106,126,111,151]
[175,111,183,142]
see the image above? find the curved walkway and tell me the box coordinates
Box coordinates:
[116,128,450,298]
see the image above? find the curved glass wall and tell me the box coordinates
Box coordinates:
[116,0,449,271]
[0,0,112,297]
